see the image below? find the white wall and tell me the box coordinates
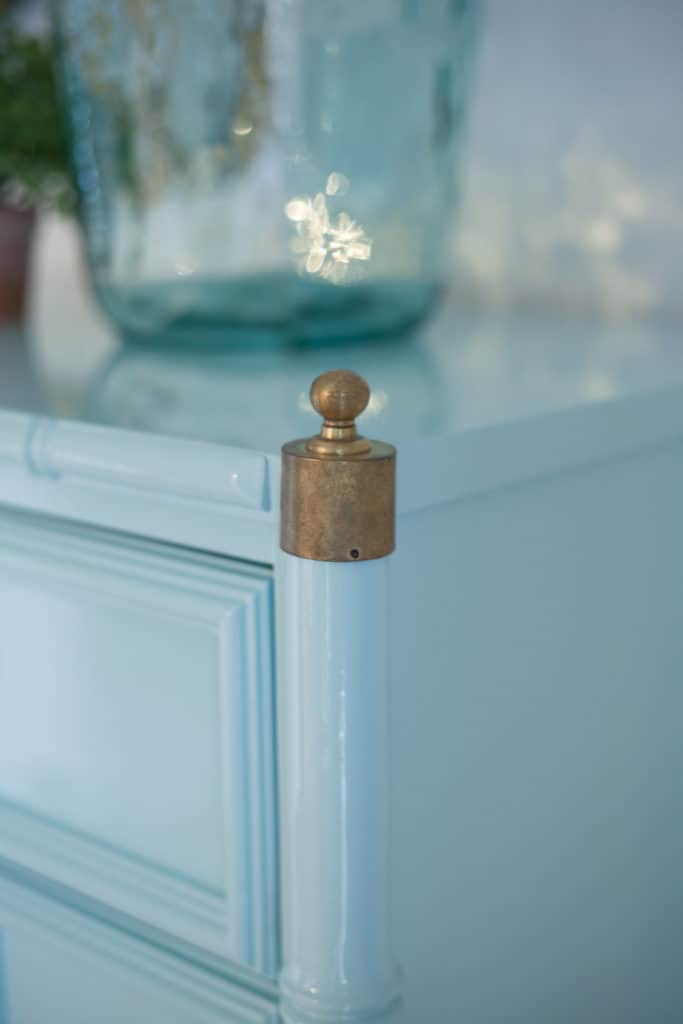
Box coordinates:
[452,0,683,321]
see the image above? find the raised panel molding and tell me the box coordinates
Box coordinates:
[0,875,278,1023]
[0,511,277,977]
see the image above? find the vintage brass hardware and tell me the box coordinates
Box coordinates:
[281,370,396,562]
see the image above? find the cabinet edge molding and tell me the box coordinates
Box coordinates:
[0,411,270,511]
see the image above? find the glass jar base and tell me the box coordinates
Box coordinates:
[97,274,441,349]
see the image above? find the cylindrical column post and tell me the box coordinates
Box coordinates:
[278,371,400,1024]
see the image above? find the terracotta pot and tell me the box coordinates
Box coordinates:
[0,204,36,323]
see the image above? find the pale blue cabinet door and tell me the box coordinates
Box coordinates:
[0,876,276,1023]
[0,511,277,977]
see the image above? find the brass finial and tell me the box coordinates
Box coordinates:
[281,370,396,562]
[307,370,372,456]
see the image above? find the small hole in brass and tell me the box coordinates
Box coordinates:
[350,549,360,559]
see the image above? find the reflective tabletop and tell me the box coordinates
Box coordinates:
[2,216,683,454]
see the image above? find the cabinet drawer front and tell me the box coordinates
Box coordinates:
[0,876,277,1024]
[0,513,276,976]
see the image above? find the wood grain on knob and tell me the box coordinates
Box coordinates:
[310,370,370,425]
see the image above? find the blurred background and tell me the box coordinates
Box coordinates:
[4,4,682,302]
[453,0,683,322]
[1,0,682,414]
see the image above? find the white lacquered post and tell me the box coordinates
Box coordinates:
[278,552,400,1024]
[278,370,400,1024]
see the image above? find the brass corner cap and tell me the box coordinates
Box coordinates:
[280,371,396,562]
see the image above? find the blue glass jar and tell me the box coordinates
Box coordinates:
[55,0,479,346]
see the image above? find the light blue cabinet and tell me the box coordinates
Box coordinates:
[1,303,683,1022]
[0,875,276,1023]
[0,512,277,978]
[389,440,683,1024]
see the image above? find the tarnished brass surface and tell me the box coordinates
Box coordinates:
[281,370,396,562]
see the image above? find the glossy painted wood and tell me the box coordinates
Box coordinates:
[387,439,683,1023]
[0,510,277,977]
[0,875,277,1023]
[3,261,683,1022]
[26,418,269,509]
[277,553,399,1024]
[0,410,278,564]
[4,304,683,566]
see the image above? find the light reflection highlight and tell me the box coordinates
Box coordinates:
[285,174,372,285]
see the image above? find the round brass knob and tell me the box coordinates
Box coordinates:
[307,370,372,456]
[282,368,396,560]
[310,370,370,426]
